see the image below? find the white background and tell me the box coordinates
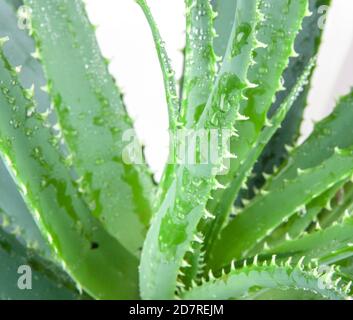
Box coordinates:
[85,0,353,179]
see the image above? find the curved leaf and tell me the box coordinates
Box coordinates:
[0,46,139,299]
[205,0,310,259]
[249,0,332,196]
[266,216,353,265]
[211,0,238,59]
[181,260,351,300]
[258,180,345,250]
[0,0,50,256]
[211,147,353,269]
[181,0,217,127]
[210,90,353,269]
[319,182,353,229]
[24,0,155,256]
[136,0,180,131]
[139,0,260,299]
[0,227,83,300]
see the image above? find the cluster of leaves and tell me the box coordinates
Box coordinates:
[1,0,353,300]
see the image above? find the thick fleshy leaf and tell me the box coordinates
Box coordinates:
[0,227,83,300]
[204,0,310,260]
[23,0,155,256]
[181,260,351,300]
[318,182,353,229]
[136,0,180,131]
[181,0,217,127]
[250,0,332,194]
[139,0,260,299]
[204,57,316,262]
[0,0,50,255]
[0,162,48,255]
[0,45,139,299]
[211,147,353,269]
[210,91,353,269]
[211,0,238,59]
[265,216,353,266]
[258,180,345,250]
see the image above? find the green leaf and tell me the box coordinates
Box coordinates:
[318,182,353,229]
[205,0,310,259]
[4,0,23,8]
[211,0,238,58]
[258,180,345,250]
[139,0,260,299]
[336,256,353,281]
[0,46,139,299]
[0,161,49,256]
[181,260,351,300]
[0,227,83,300]
[210,90,353,269]
[211,147,353,270]
[265,216,353,266]
[136,0,180,131]
[158,0,218,244]
[0,0,51,256]
[0,0,50,110]
[24,0,155,256]
[204,57,316,262]
[258,91,353,191]
[248,0,331,195]
[181,0,217,127]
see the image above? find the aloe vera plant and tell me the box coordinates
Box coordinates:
[1,0,353,300]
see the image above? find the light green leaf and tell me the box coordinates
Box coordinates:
[0,0,50,256]
[211,147,353,269]
[266,216,353,266]
[139,0,260,299]
[249,0,332,196]
[0,227,84,300]
[181,261,351,300]
[211,0,238,58]
[205,0,310,260]
[0,46,139,299]
[24,0,155,256]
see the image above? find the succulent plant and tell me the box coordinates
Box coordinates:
[1,0,353,300]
